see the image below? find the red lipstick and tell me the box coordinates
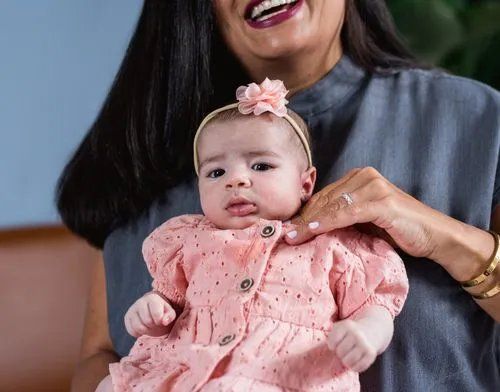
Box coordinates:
[245,0,304,29]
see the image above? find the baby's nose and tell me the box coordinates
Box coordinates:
[226,175,251,189]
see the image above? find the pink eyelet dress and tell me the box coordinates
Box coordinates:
[109,215,409,392]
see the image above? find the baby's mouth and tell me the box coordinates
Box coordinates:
[226,198,257,217]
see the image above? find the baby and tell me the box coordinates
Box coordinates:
[97,79,408,392]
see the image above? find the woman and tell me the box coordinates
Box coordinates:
[58,0,500,391]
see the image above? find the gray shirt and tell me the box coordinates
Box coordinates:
[104,55,500,391]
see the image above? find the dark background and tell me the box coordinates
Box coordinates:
[389,0,500,89]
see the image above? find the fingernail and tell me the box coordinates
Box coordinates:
[287,230,297,239]
[283,220,291,225]
[308,221,320,229]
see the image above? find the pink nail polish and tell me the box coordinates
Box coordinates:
[308,222,320,229]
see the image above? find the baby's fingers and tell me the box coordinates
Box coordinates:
[124,313,134,337]
[350,352,376,373]
[162,303,176,326]
[126,312,148,338]
[146,292,176,326]
[340,346,365,369]
[335,333,358,358]
[327,319,357,351]
[327,325,347,351]
[138,304,155,327]
[147,298,166,326]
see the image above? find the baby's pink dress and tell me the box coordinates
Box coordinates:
[110,215,408,392]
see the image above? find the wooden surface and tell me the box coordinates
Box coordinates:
[0,226,97,392]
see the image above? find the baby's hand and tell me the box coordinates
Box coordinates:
[327,319,377,372]
[124,292,176,338]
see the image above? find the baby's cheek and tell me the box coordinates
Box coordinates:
[264,186,302,218]
[199,190,218,219]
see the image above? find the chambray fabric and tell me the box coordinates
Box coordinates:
[104,55,500,391]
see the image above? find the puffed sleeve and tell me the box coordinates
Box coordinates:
[330,228,409,320]
[142,216,191,309]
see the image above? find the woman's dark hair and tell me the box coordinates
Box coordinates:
[57,0,418,248]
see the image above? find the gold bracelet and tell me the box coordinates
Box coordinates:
[460,230,500,288]
[471,283,500,300]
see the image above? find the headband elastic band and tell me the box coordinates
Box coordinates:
[193,103,312,175]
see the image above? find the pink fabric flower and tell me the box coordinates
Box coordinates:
[236,78,289,117]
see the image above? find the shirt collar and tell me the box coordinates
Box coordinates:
[288,54,367,118]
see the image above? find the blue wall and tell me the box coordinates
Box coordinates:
[0,1,143,228]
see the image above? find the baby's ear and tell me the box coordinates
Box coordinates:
[300,166,317,202]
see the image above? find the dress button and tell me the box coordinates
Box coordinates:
[218,334,236,346]
[261,225,275,237]
[239,278,254,292]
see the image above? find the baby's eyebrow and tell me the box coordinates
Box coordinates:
[244,150,280,158]
[199,150,281,170]
[198,153,225,170]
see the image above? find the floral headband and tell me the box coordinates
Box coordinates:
[193,78,313,175]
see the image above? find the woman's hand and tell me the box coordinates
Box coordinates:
[124,292,176,338]
[285,167,495,283]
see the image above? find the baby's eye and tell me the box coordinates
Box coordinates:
[251,163,273,171]
[207,168,225,178]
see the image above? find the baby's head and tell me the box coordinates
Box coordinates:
[194,79,317,230]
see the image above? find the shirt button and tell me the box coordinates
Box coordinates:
[239,278,254,292]
[218,334,236,346]
[261,225,275,237]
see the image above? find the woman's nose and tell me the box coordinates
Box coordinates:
[225,174,251,189]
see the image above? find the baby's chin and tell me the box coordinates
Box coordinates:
[214,215,261,230]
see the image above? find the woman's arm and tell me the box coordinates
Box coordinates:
[285,167,500,321]
[455,206,500,321]
[71,251,119,392]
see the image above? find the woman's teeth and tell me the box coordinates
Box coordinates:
[250,0,297,21]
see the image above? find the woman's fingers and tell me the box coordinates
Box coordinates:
[300,168,364,222]
[286,215,314,243]
[286,166,438,260]
[286,170,397,244]
[316,196,394,232]
[286,200,349,244]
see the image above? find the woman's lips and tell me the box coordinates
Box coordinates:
[226,203,257,217]
[245,0,304,29]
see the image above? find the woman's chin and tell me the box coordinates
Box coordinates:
[252,34,310,60]
[240,5,312,58]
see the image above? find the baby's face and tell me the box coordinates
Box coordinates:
[197,115,316,229]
